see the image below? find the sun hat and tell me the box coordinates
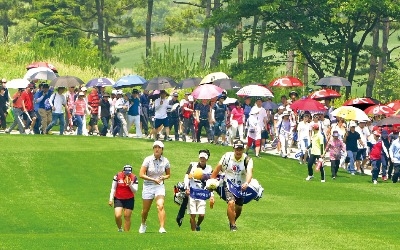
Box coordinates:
[278,105,285,110]
[199,152,209,160]
[153,140,164,148]
[78,91,85,96]
[188,95,194,102]
[111,90,117,95]
[250,107,261,115]
[349,121,357,127]
[116,90,123,95]
[81,86,87,91]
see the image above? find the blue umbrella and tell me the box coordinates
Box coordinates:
[86,77,115,87]
[113,75,147,89]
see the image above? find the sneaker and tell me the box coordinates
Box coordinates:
[118,228,123,232]
[351,172,355,176]
[195,225,200,231]
[139,224,147,233]
[373,180,378,185]
[332,176,336,180]
[230,224,238,232]
[159,227,167,233]
[29,130,34,135]
[47,131,53,135]
[321,180,325,183]
[382,176,388,181]
[4,129,10,134]
[305,175,314,181]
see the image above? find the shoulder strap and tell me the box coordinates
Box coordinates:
[244,156,250,170]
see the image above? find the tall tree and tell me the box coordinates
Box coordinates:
[0,0,30,42]
[210,0,222,67]
[366,24,379,97]
[200,0,211,68]
[145,0,153,58]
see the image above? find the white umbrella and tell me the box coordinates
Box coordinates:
[223,97,237,104]
[236,85,274,97]
[200,72,229,85]
[24,67,57,81]
[6,79,30,89]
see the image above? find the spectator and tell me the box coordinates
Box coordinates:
[389,132,400,183]
[182,95,196,142]
[139,141,171,234]
[73,92,88,135]
[140,90,150,137]
[20,84,37,134]
[306,124,325,182]
[297,111,311,164]
[168,92,180,141]
[5,88,26,134]
[65,86,77,133]
[98,93,112,136]
[45,87,67,135]
[212,95,228,145]
[245,107,262,157]
[151,90,172,141]
[344,121,364,175]
[229,101,245,144]
[114,91,129,137]
[0,86,8,130]
[35,84,53,134]
[355,120,370,174]
[370,131,388,184]
[87,88,100,135]
[324,130,346,179]
[127,89,142,138]
[33,83,43,134]
[195,99,211,143]
[278,111,292,158]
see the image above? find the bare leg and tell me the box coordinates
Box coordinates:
[227,200,236,225]
[141,199,153,224]
[114,207,123,230]
[155,196,166,228]
[190,214,197,231]
[234,205,243,221]
[123,208,132,231]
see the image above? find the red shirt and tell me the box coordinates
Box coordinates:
[12,92,23,108]
[370,141,383,161]
[20,90,34,111]
[182,102,194,119]
[88,90,100,114]
[114,172,137,199]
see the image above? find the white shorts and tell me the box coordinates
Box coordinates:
[142,184,165,200]
[187,196,206,215]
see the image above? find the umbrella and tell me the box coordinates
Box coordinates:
[269,76,303,87]
[395,110,400,116]
[223,97,238,104]
[364,105,395,116]
[24,67,57,81]
[343,97,380,110]
[237,85,274,97]
[213,79,241,90]
[192,84,224,100]
[386,100,400,111]
[331,106,369,121]
[200,72,229,85]
[309,89,341,100]
[50,76,84,88]
[316,76,351,87]
[113,75,147,89]
[376,116,400,126]
[262,101,279,110]
[290,98,326,112]
[145,77,177,90]
[86,77,115,87]
[26,62,58,73]
[176,77,202,89]
[6,79,30,89]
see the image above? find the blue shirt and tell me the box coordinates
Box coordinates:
[140,94,149,109]
[128,97,140,116]
[196,103,210,119]
[37,90,53,109]
[33,91,41,111]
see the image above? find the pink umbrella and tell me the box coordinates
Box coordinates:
[237,84,274,97]
[309,89,341,100]
[364,105,395,116]
[269,76,303,87]
[191,84,224,100]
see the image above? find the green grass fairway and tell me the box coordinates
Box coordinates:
[1,135,400,249]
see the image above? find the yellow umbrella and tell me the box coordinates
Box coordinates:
[331,106,369,121]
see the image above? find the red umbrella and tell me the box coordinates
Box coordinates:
[192,84,224,100]
[26,62,58,73]
[343,97,380,110]
[364,105,395,116]
[309,89,341,100]
[290,98,326,112]
[269,76,303,87]
[386,100,400,111]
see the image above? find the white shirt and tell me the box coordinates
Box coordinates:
[49,92,66,113]
[254,105,267,129]
[141,155,170,186]
[114,97,128,111]
[184,162,213,190]
[219,152,253,185]
[297,121,311,140]
[247,114,261,140]
[355,126,370,149]
[154,97,169,119]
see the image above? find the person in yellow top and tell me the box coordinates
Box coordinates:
[306,123,326,182]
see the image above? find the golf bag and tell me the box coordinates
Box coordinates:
[216,179,264,204]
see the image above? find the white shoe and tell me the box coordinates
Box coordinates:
[29,130,34,135]
[305,175,314,181]
[373,180,378,185]
[351,173,355,176]
[321,180,325,183]
[139,224,147,233]
[118,228,123,232]
[159,227,166,233]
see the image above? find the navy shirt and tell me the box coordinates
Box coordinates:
[140,94,149,109]
[213,102,227,121]
[196,103,210,119]
[128,97,140,116]
[345,131,361,152]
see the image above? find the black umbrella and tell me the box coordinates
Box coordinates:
[50,76,84,88]
[213,79,241,90]
[176,77,202,89]
[316,76,351,87]
[145,77,177,90]
[376,116,400,126]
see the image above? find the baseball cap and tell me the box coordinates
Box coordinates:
[78,91,85,96]
[188,95,194,102]
[42,83,49,88]
[103,93,110,97]
[332,130,339,137]
[116,90,123,95]
[349,121,357,127]
[132,89,139,94]
[123,165,132,174]
[282,111,289,116]
[199,152,209,160]
[172,92,179,97]
[312,123,319,130]
[373,130,381,136]
[111,89,117,95]
[255,97,263,101]
[153,140,164,148]
[250,107,261,115]
[1,78,6,83]
[233,140,245,149]
[278,105,285,110]
[81,87,87,91]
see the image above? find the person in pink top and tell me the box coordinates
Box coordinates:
[65,86,76,132]
[73,92,88,135]
[323,130,346,179]
[229,101,245,144]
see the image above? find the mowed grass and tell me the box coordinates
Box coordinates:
[1,135,400,249]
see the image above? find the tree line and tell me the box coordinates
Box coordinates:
[1,0,400,99]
